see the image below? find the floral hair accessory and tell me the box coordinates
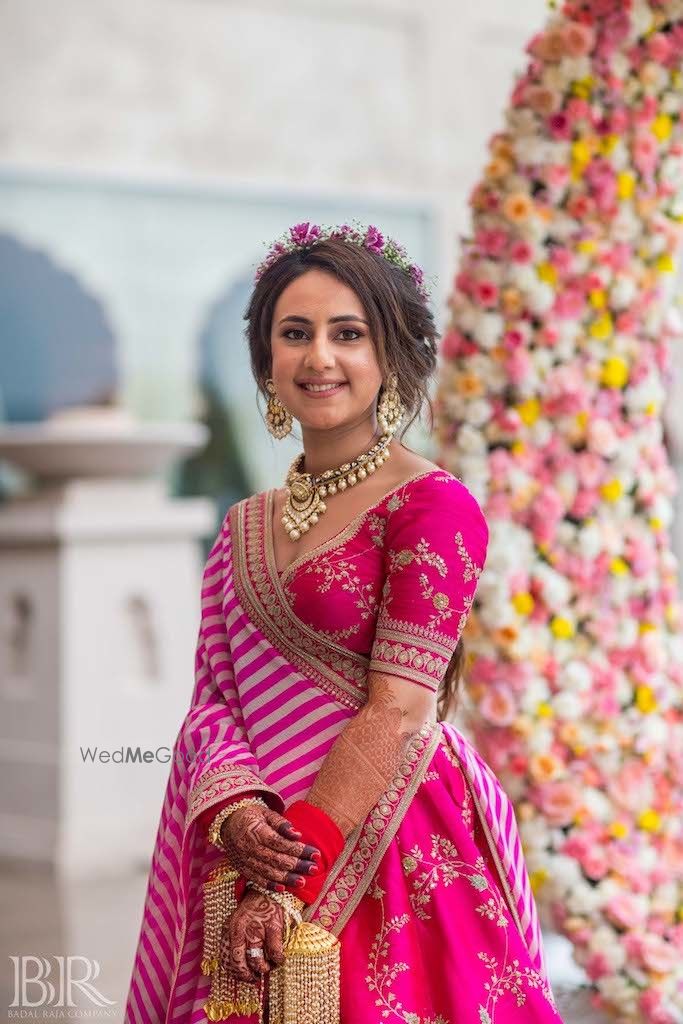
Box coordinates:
[254,219,433,304]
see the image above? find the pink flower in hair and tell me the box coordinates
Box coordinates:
[364,225,385,252]
[289,222,321,246]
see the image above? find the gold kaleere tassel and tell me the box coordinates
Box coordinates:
[268,920,340,1024]
[201,863,263,1022]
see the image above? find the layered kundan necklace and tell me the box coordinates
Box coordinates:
[281,431,393,542]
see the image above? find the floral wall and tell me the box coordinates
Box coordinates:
[435,1,683,1020]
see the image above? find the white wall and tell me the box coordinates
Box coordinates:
[0,0,548,299]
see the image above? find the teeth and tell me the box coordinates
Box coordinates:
[302,383,343,392]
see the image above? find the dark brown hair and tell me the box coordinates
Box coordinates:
[244,236,465,719]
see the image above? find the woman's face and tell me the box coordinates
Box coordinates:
[269,269,383,432]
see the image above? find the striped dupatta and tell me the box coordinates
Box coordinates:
[124,494,551,1024]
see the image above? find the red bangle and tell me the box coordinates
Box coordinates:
[284,800,345,905]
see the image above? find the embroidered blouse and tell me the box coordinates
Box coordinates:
[198,467,489,834]
[276,468,488,693]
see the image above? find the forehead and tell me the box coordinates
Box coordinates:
[273,269,364,317]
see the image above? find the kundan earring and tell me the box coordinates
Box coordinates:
[265,379,293,439]
[377,371,404,436]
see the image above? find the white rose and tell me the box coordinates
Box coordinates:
[609,274,637,310]
[475,311,504,349]
[561,660,592,693]
[464,399,492,428]
[552,691,583,721]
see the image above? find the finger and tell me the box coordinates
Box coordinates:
[251,850,318,881]
[264,917,285,968]
[242,856,308,890]
[265,809,303,841]
[258,817,313,860]
[225,920,253,984]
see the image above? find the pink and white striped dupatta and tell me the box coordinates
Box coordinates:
[124,490,559,1024]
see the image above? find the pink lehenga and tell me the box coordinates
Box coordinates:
[125,468,561,1024]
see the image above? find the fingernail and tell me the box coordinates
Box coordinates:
[288,828,302,839]
[276,883,285,892]
[295,877,305,888]
[311,851,321,863]
[308,865,319,876]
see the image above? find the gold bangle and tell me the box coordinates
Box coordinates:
[206,796,268,851]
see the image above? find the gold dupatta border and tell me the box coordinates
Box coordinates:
[228,494,368,711]
[187,764,284,824]
[306,722,441,936]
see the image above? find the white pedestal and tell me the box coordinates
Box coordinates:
[0,477,215,877]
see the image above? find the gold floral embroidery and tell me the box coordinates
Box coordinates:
[366,881,451,1024]
[396,833,556,1021]
[229,494,369,711]
[187,764,282,822]
[455,529,482,584]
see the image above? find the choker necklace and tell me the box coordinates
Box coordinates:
[282,433,393,541]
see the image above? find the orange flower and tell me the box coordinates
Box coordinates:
[455,372,485,398]
[530,753,562,783]
[503,192,534,222]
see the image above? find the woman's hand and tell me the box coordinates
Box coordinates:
[221,889,286,983]
[221,802,320,890]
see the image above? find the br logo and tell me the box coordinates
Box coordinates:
[8,956,116,1009]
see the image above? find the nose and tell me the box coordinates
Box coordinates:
[303,331,336,371]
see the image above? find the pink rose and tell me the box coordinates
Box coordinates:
[480,685,518,727]
[474,279,499,308]
[647,32,673,64]
[510,240,533,263]
[561,22,595,57]
[640,934,679,974]
[605,892,646,930]
[536,781,580,827]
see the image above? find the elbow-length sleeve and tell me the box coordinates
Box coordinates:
[368,473,489,692]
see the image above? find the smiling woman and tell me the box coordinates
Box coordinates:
[124,222,560,1024]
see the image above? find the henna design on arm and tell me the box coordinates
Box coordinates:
[307,675,435,837]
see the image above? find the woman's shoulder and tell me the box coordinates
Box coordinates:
[384,464,484,515]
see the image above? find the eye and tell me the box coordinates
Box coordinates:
[283,329,307,340]
[338,328,362,340]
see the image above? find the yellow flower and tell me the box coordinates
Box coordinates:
[651,113,673,142]
[617,171,636,200]
[600,479,623,502]
[609,557,629,575]
[550,617,574,640]
[575,411,588,430]
[571,138,593,167]
[600,134,619,156]
[537,262,558,286]
[608,821,629,840]
[638,809,662,833]
[512,592,535,616]
[600,356,629,388]
[516,397,540,426]
[530,869,549,893]
[636,685,658,714]
[650,516,663,531]
[571,77,593,99]
[656,252,675,273]
[645,401,659,416]
[578,239,596,254]
[589,289,606,308]
[537,702,554,719]
[639,621,656,634]
[590,312,614,341]
[511,441,525,457]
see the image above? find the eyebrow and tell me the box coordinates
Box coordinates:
[278,314,369,326]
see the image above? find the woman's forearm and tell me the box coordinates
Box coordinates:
[306,676,434,837]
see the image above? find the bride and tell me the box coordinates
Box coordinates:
[125,221,561,1024]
